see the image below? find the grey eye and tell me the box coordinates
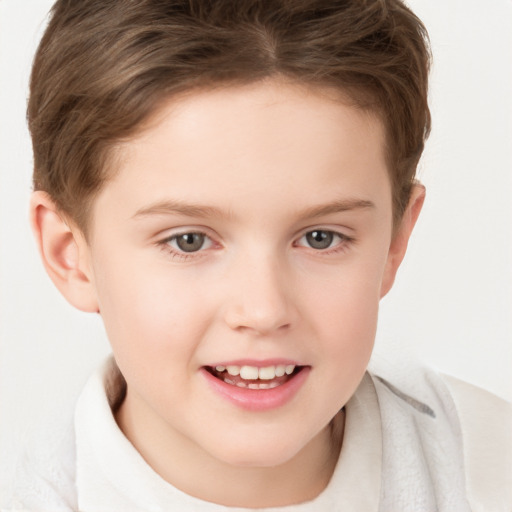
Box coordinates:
[305,230,335,250]
[174,233,206,252]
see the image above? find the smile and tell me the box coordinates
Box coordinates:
[202,363,309,411]
[208,364,299,389]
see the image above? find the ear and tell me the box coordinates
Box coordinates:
[380,184,425,298]
[30,191,99,312]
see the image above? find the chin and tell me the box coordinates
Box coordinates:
[207,433,309,469]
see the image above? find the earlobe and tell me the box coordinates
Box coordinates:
[30,191,99,312]
[380,184,425,298]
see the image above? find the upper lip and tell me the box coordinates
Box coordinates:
[205,359,305,368]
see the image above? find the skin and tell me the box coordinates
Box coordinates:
[31,80,424,507]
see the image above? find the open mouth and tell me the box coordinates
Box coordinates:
[204,364,304,390]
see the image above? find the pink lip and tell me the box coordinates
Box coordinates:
[201,365,310,412]
[209,358,302,368]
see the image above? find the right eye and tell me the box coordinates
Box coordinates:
[166,232,213,253]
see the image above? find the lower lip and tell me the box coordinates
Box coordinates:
[201,367,310,411]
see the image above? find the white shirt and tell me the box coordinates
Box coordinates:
[5,357,512,511]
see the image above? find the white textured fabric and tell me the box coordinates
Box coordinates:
[4,357,511,511]
[443,375,512,511]
[375,372,470,511]
[75,363,381,512]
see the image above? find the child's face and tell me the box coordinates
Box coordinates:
[82,81,397,469]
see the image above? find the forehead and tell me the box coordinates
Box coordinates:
[135,81,384,156]
[93,81,390,228]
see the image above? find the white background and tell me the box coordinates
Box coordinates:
[1,0,511,497]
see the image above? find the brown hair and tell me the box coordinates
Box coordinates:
[28,0,431,234]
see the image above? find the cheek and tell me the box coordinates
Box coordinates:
[317,284,379,356]
[305,279,380,418]
[303,254,383,318]
[300,257,384,360]
[91,252,212,367]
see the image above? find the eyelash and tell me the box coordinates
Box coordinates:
[157,228,354,261]
[294,230,354,254]
[157,231,216,261]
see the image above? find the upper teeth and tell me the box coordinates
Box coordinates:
[216,364,296,380]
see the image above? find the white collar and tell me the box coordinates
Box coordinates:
[75,357,382,511]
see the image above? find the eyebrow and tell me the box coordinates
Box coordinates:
[297,198,375,219]
[133,200,227,219]
[132,197,374,220]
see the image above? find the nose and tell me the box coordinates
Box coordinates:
[223,252,297,336]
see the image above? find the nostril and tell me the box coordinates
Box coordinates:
[224,306,294,335]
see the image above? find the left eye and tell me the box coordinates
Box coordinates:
[168,232,212,253]
[298,230,344,250]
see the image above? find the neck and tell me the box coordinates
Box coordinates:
[116,397,345,508]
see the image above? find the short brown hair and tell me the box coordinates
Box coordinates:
[28,0,431,234]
